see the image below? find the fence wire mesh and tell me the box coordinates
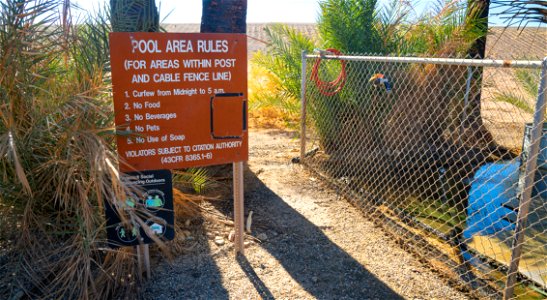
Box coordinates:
[301,53,546,299]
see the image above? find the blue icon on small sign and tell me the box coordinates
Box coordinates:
[144,189,165,211]
[146,218,167,238]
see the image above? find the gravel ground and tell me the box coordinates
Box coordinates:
[143,128,469,299]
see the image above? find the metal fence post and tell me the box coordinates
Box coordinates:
[233,161,245,254]
[503,57,547,300]
[301,54,544,297]
[300,50,308,161]
[458,66,474,145]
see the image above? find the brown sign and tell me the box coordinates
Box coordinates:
[110,32,248,172]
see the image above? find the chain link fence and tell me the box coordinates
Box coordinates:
[300,52,547,299]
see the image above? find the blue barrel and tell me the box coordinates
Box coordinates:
[463,161,519,240]
[522,123,547,198]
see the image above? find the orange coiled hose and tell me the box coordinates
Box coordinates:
[311,48,346,96]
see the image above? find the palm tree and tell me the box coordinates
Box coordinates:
[461,0,498,154]
[110,0,159,32]
[466,0,490,58]
[201,0,247,33]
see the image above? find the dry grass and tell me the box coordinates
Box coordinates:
[0,1,195,299]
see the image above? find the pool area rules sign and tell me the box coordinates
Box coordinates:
[110,32,248,172]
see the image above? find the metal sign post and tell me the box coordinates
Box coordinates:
[233,161,245,254]
[300,50,308,161]
[143,244,151,279]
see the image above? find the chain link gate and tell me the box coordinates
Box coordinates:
[300,52,547,299]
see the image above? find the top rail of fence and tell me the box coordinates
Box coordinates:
[305,54,546,69]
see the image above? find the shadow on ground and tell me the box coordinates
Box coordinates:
[143,162,403,299]
[240,168,403,299]
[142,217,230,299]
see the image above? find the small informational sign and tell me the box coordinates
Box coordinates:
[109,32,248,172]
[105,169,174,247]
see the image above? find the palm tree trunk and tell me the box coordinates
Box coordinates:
[446,0,492,275]
[110,0,160,32]
[464,0,490,141]
[200,0,246,184]
[467,0,490,59]
[201,0,247,33]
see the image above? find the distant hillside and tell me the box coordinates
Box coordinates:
[163,23,317,58]
[486,27,547,60]
[163,23,545,60]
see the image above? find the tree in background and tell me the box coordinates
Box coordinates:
[461,0,492,147]
[318,0,383,53]
[201,0,247,33]
[110,0,159,32]
[466,0,490,59]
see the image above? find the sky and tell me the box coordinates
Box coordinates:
[73,0,321,23]
[71,0,538,27]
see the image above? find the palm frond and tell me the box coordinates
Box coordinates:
[0,1,155,299]
[251,23,316,115]
[318,0,382,53]
[492,0,547,28]
[375,0,412,54]
[173,168,211,194]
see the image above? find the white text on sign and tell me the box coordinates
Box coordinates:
[131,39,229,54]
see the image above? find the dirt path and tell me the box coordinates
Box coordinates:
[143,129,468,299]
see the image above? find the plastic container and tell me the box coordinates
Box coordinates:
[463,161,519,239]
[521,123,547,198]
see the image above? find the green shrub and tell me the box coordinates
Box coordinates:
[318,0,382,53]
[251,24,316,120]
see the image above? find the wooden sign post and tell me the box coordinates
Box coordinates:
[109,32,248,258]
